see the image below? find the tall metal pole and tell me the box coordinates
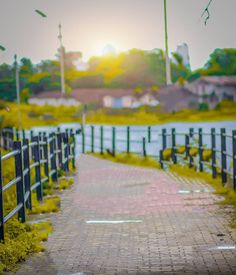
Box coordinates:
[14,54,22,130]
[163,0,172,85]
[58,23,66,95]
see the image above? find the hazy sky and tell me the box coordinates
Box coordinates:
[0,0,235,69]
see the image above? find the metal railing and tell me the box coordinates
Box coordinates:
[0,128,77,241]
[79,125,236,190]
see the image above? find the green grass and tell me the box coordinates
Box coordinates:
[0,219,52,273]
[91,152,160,169]
[1,101,236,129]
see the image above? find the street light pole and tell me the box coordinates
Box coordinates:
[163,0,172,85]
[14,54,22,130]
[58,23,66,95]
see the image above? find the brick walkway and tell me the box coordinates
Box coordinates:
[16,155,236,274]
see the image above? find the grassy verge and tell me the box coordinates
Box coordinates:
[0,101,236,129]
[91,152,160,169]
[1,172,74,273]
[0,219,52,273]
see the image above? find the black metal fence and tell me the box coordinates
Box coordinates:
[80,125,236,190]
[0,128,77,241]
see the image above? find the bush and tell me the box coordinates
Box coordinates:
[0,219,52,273]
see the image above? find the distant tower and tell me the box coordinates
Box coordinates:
[176,43,191,69]
[58,23,65,95]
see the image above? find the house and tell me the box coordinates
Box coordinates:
[28,92,81,107]
[186,76,236,102]
[103,92,160,108]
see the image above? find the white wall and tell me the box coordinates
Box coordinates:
[28,98,80,106]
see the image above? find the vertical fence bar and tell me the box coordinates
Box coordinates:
[189,128,194,168]
[211,128,217,178]
[148,126,151,143]
[159,150,164,169]
[0,152,4,241]
[43,137,49,180]
[198,128,203,172]
[142,137,147,157]
[112,127,116,157]
[221,128,227,184]
[162,129,167,150]
[100,126,104,155]
[185,134,190,160]
[49,135,57,182]
[71,133,76,169]
[91,125,94,153]
[22,130,25,140]
[82,128,85,154]
[127,126,130,154]
[32,137,43,201]
[171,128,177,164]
[13,141,26,222]
[23,139,32,209]
[233,130,236,190]
[63,133,69,172]
[16,129,19,141]
[57,133,63,168]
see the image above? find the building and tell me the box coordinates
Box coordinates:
[186,76,236,104]
[103,92,160,109]
[174,43,191,69]
[28,92,81,107]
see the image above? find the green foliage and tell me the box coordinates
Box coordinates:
[198,102,209,112]
[30,194,60,214]
[0,219,52,273]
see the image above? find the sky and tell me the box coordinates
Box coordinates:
[0,0,235,70]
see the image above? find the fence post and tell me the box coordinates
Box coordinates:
[13,141,26,222]
[189,128,194,168]
[71,133,76,169]
[0,152,4,241]
[198,128,203,172]
[171,128,177,164]
[148,126,151,143]
[185,134,190,159]
[221,128,227,184]
[32,137,43,201]
[100,126,104,155]
[162,129,167,150]
[23,139,32,209]
[57,133,63,168]
[49,135,57,182]
[16,129,20,141]
[211,128,217,178]
[43,137,49,180]
[159,150,164,169]
[233,130,236,190]
[127,126,130,154]
[91,125,94,153]
[63,133,69,172]
[82,128,85,154]
[112,127,116,157]
[142,137,147,157]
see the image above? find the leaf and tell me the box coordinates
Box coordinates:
[0,45,6,51]
[35,9,47,18]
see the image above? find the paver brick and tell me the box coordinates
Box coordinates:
[16,155,236,274]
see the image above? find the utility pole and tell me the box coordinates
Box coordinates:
[163,0,172,85]
[14,54,22,130]
[58,23,65,95]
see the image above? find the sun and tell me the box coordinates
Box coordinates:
[95,42,120,56]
